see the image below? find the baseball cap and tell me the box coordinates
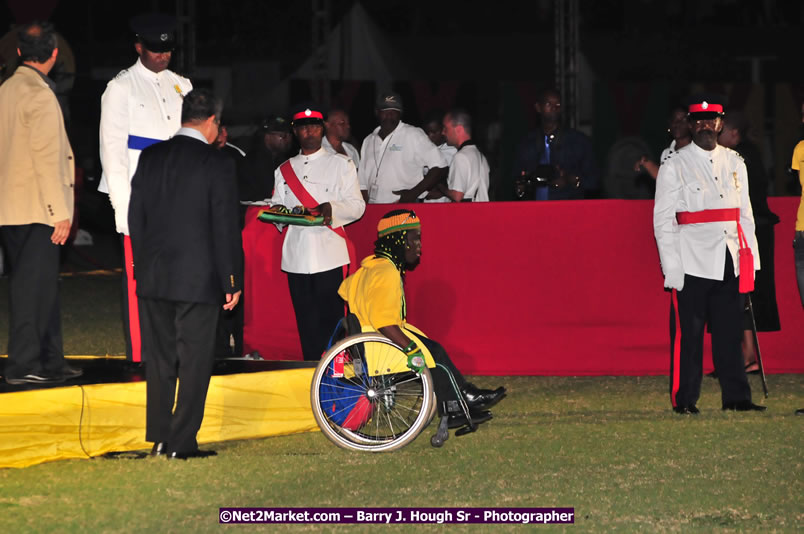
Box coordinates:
[376,92,403,112]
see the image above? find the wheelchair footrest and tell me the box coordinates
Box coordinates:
[447,410,492,430]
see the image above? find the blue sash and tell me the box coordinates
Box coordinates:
[127,135,162,151]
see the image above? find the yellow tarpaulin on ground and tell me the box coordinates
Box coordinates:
[0,369,318,469]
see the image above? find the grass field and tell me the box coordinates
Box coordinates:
[0,276,802,532]
[0,375,801,533]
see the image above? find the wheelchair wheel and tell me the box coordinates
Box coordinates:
[311,333,435,452]
[427,390,438,425]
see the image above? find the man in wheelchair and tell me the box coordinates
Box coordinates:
[337,209,506,429]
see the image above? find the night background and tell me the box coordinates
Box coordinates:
[1,0,803,207]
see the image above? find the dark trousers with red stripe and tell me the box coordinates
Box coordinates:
[121,235,143,362]
[287,267,346,361]
[670,253,752,408]
[0,224,67,379]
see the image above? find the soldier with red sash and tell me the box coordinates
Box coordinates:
[653,95,765,414]
[266,104,365,361]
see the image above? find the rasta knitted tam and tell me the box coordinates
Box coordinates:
[377,209,421,238]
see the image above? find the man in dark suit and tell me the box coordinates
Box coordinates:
[129,89,242,459]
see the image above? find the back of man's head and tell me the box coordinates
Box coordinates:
[446,108,473,137]
[17,22,57,63]
[181,89,223,125]
[721,110,749,139]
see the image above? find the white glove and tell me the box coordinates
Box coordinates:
[114,207,129,236]
[664,271,684,291]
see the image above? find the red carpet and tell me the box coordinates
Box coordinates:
[243,199,803,376]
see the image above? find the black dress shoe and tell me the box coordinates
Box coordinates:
[150,442,169,457]
[447,410,492,429]
[673,405,700,415]
[62,364,83,380]
[6,373,64,385]
[167,449,218,460]
[722,401,766,412]
[462,384,507,410]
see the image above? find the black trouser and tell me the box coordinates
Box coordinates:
[419,337,468,415]
[287,268,345,361]
[140,298,219,454]
[1,224,67,379]
[670,252,751,408]
[750,221,779,331]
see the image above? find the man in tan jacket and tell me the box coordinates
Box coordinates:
[0,22,81,385]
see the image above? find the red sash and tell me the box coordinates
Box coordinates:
[676,208,754,293]
[279,161,356,276]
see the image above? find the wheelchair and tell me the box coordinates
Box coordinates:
[310,315,478,452]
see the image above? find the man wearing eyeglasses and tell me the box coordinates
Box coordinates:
[513,88,598,200]
[653,95,764,414]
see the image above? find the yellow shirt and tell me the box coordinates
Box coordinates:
[338,255,435,372]
[338,256,404,329]
[793,140,804,231]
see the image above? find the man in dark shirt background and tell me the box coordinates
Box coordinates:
[239,115,292,208]
[513,88,598,200]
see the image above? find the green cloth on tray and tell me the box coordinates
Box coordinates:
[257,210,324,226]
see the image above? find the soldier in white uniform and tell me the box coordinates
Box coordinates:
[98,13,192,363]
[442,109,490,202]
[267,105,365,361]
[653,95,764,414]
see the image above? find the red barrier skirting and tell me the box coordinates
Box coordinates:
[243,199,803,376]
